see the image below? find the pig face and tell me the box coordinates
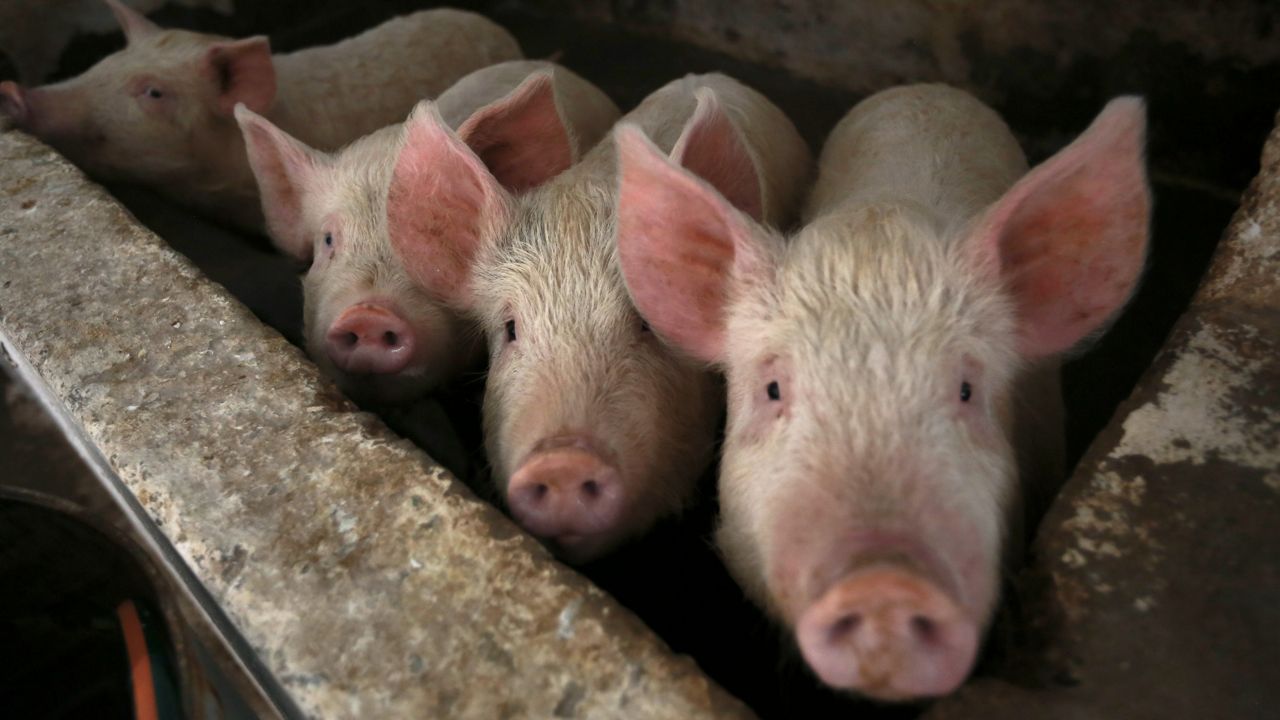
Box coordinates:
[614,98,1150,699]
[384,98,747,562]
[237,73,581,405]
[0,0,273,190]
[237,113,475,406]
[475,191,721,563]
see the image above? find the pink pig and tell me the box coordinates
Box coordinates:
[384,74,812,562]
[614,84,1150,699]
[234,61,619,405]
[0,0,520,232]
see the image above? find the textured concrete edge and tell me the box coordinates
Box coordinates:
[0,333,294,719]
[0,130,753,719]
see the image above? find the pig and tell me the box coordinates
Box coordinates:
[385,73,812,562]
[613,84,1150,700]
[234,60,620,406]
[0,0,521,232]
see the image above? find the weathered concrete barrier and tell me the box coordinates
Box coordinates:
[0,131,751,719]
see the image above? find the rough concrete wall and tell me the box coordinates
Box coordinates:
[0,131,751,720]
[922,109,1280,720]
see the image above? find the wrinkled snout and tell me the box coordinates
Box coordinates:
[0,81,29,126]
[796,566,978,701]
[506,436,625,561]
[325,303,415,375]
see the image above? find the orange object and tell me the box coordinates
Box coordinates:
[117,600,159,720]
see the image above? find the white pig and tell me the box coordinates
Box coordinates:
[613,84,1150,699]
[235,61,620,405]
[0,0,521,232]
[385,73,812,562]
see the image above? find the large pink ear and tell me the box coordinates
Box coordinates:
[972,97,1151,359]
[235,104,322,260]
[204,37,276,116]
[454,71,576,194]
[615,124,766,364]
[670,88,764,222]
[388,102,510,308]
[104,0,160,43]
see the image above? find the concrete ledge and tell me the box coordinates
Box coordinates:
[925,111,1280,718]
[0,131,751,719]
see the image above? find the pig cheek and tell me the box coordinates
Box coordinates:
[717,421,794,613]
[406,298,465,387]
[480,346,524,489]
[924,494,1004,620]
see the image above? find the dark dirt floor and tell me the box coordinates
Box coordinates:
[2,1,1262,718]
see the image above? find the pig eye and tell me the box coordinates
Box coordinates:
[145,87,163,99]
[766,381,781,401]
[960,381,973,403]
[505,319,517,343]
[323,232,333,248]
[639,318,651,334]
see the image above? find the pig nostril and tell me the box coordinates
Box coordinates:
[383,330,399,347]
[829,614,861,641]
[911,615,938,643]
[340,331,358,348]
[531,483,549,502]
[581,479,600,500]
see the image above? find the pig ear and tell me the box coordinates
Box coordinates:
[615,124,767,364]
[235,104,323,260]
[454,71,575,194]
[104,0,160,43]
[971,97,1151,359]
[388,102,510,308]
[670,88,764,222]
[204,37,276,116]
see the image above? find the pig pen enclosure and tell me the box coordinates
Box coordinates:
[1,1,1278,718]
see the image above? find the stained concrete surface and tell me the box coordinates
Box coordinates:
[0,132,751,718]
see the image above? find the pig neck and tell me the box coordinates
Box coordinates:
[804,85,1028,238]
[520,79,710,231]
[499,78,715,274]
[267,51,401,152]
[201,53,397,234]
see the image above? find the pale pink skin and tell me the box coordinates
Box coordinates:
[382,74,812,562]
[235,62,619,405]
[614,84,1151,700]
[0,1,521,232]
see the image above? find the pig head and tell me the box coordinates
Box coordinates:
[1,0,272,227]
[383,78,811,563]
[614,88,1151,700]
[236,66,617,405]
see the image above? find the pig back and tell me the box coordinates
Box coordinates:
[272,9,522,151]
[804,84,1028,230]
[609,73,811,227]
[434,60,621,156]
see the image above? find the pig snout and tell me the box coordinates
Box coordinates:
[796,566,978,701]
[325,303,415,375]
[0,81,29,126]
[506,435,625,557]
